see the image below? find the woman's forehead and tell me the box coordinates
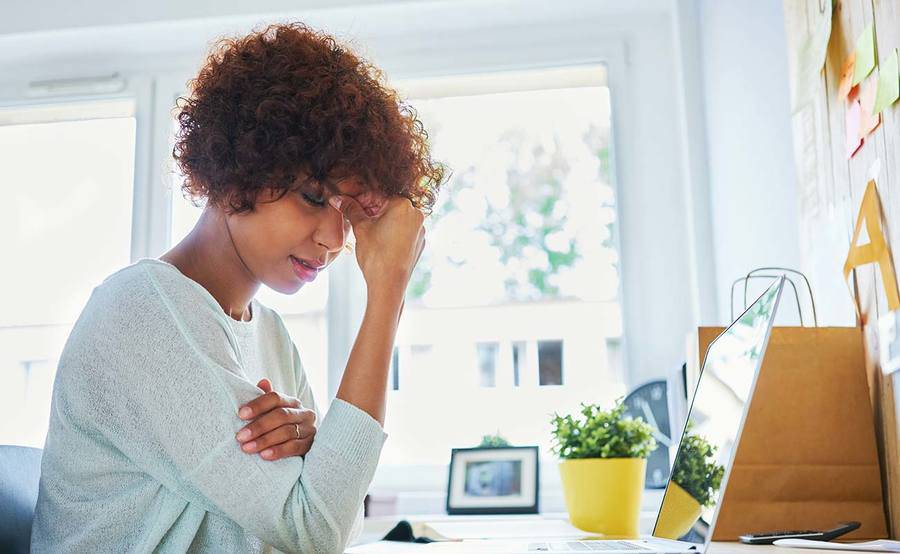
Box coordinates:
[297,172,367,196]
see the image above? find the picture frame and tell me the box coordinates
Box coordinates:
[446,445,539,515]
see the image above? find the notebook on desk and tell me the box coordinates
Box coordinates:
[370,277,786,554]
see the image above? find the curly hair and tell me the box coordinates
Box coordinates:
[173,22,445,215]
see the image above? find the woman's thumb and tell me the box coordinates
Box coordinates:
[329,195,366,225]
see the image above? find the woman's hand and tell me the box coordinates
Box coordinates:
[234,378,317,461]
[329,194,425,300]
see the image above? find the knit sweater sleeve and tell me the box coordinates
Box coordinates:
[61,265,386,553]
[289,340,367,547]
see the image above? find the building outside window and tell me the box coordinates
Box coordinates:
[381,66,626,466]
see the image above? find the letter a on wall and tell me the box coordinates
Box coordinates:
[843,180,900,312]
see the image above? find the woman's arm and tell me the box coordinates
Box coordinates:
[335,288,404,426]
[330,194,426,426]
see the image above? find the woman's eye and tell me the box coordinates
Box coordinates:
[301,192,326,207]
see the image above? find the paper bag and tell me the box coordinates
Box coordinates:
[688,327,888,540]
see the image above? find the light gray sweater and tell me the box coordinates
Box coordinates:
[31,258,387,553]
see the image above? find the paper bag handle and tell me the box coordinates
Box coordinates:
[730,267,818,327]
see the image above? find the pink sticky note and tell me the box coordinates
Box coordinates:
[859,73,882,138]
[846,98,863,158]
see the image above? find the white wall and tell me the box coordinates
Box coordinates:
[690,0,805,326]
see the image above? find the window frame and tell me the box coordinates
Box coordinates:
[0,73,170,266]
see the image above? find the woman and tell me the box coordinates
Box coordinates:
[31,22,444,553]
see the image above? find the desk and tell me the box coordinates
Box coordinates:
[358,512,662,544]
[350,515,816,554]
[347,540,812,554]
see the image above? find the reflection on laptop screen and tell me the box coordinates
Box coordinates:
[653,278,783,545]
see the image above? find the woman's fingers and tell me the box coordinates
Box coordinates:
[236,406,316,447]
[235,380,318,460]
[259,435,316,461]
[329,195,368,227]
[240,417,317,455]
[238,389,301,419]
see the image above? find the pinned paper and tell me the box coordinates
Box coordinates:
[868,158,882,183]
[791,0,833,111]
[859,74,882,138]
[852,24,876,87]
[843,180,900,312]
[838,52,856,98]
[846,93,864,158]
[878,311,900,375]
[873,49,900,114]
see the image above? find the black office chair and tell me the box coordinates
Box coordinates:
[0,445,43,554]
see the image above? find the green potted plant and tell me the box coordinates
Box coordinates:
[479,433,511,448]
[550,401,656,537]
[655,426,725,539]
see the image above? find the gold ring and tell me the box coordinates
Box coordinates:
[294,423,301,440]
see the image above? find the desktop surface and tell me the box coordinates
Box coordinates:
[351,514,816,554]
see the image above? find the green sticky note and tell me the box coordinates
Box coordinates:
[852,24,876,86]
[873,49,899,114]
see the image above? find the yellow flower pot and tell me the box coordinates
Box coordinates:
[654,482,703,540]
[559,458,646,537]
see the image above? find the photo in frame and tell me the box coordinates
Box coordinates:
[446,446,539,515]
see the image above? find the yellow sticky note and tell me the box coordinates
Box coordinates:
[852,24,876,87]
[844,180,900,312]
[873,49,899,114]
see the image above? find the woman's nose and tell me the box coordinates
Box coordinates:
[314,206,348,253]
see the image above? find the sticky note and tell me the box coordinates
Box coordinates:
[873,49,899,114]
[791,0,832,110]
[839,52,856,98]
[852,24,876,86]
[859,74,882,138]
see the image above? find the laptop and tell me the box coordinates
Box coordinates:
[443,276,786,553]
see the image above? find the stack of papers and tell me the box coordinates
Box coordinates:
[774,540,900,552]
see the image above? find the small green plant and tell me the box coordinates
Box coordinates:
[671,426,725,507]
[550,401,656,459]
[479,433,511,448]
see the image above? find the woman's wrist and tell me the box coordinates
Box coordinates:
[365,281,407,312]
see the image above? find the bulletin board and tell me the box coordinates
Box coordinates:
[784,0,900,537]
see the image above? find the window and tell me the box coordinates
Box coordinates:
[0,100,136,447]
[512,341,526,387]
[476,342,499,387]
[390,346,400,391]
[379,66,627,466]
[538,340,564,386]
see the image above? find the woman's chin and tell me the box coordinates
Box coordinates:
[267,278,306,295]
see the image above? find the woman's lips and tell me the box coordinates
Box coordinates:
[290,256,319,282]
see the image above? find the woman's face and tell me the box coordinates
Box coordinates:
[223,176,371,294]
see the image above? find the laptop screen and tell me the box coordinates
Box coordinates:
[652,277,784,545]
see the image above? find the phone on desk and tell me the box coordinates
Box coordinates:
[739,522,861,545]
